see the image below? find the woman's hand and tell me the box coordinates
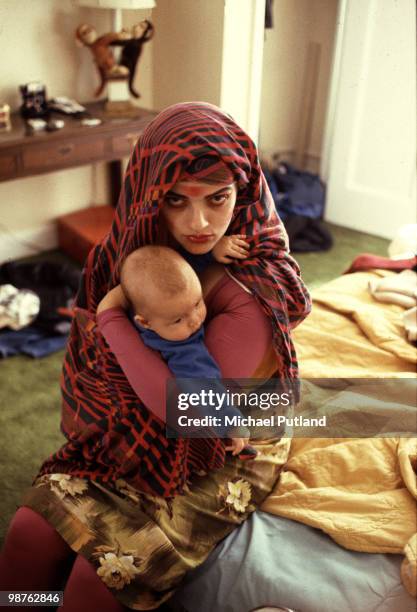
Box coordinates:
[212,235,250,264]
[97,284,129,314]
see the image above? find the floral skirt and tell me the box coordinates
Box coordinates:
[20,437,289,610]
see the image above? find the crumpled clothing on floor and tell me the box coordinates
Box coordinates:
[0,326,67,358]
[0,284,40,330]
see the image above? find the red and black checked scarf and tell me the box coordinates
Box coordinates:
[37,102,311,498]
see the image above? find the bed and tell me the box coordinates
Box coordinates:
[169,268,417,612]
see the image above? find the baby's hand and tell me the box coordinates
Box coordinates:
[225,437,250,456]
[212,234,250,264]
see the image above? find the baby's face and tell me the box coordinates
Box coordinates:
[138,278,207,341]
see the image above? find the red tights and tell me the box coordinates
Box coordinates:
[0,507,128,611]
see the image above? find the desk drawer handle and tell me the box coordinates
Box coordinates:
[58,144,74,156]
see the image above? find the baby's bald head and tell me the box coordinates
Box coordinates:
[120,245,199,317]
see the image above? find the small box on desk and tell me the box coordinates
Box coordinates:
[57,205,115,265]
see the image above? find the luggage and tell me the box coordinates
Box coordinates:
[264,162,332,252]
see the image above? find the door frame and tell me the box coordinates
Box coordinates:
[220,0,266,143]
[320,0,345,182]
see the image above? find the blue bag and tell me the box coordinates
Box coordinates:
[272,162,326,220]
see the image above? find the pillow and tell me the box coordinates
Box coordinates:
[170,512,415,612]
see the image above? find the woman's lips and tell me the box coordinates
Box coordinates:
[186,234,214,243]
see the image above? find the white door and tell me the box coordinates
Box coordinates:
[322,0,416,239]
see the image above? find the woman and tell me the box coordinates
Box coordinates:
[0,102,310,611]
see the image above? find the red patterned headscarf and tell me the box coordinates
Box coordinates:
[37,102,311,498]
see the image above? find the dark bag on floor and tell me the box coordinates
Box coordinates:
[284,215,333,252]
[272,162,326,220]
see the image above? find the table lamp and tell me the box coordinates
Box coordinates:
[75,0,155,31]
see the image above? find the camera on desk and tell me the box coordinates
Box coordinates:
[19,81,49,120]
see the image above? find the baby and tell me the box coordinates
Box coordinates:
[120,242,256,457]
[120,231,250,343]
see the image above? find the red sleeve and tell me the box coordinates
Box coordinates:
[204,279,273,378]
[96,307,172,422]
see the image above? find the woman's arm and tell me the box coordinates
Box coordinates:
[203,267,275,379]
[96,287,173,422]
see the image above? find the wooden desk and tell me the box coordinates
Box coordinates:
[0,103,158,204]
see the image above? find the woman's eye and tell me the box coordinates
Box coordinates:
[165,195,186,207]
[173,318,182,324]
[210,193,230,206]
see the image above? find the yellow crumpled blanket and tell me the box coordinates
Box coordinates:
[261,270,417,597]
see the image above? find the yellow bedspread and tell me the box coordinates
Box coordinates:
[260,270,417,597]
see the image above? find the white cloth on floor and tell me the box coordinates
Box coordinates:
[0,284,40,330]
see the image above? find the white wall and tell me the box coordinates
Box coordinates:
[152,0,224,111]
[259,0,338,171]
[152,0,265,142]
[0,0,153,260]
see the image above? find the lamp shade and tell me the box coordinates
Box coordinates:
[75,0,155,8]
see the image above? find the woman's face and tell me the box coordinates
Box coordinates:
[160,180,238,254]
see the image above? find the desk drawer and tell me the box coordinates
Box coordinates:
[0,153,17,179]
[22,139,106,171]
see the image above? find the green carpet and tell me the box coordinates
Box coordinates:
[0,222,389,544]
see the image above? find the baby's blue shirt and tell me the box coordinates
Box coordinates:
[138,325,221,379]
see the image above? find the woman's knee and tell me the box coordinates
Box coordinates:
[0,507,75,592]
[2,507,71,561]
